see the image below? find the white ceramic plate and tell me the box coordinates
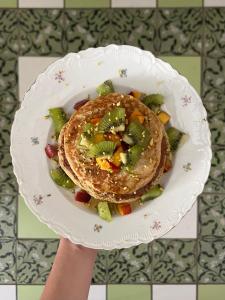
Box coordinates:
[11,45,212,250]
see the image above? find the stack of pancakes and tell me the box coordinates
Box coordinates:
[58,93,170,203]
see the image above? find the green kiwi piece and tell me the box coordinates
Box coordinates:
[50,168,75,189]
[126,121,150,149]
[125,144,143,170]
[82,123,94,140]
[49,107,67,137]
[142,94,164,107]
[141,184,163,202]
[88,141,116,157]
[98,107,125,133]
[97,201,112,222]
[96,80,114,96]
[166,127,183,152]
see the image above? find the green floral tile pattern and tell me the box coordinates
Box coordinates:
[0,150,17,195]
[204,102,225,147]
[18,9,64,56]
[204,147,225,193]
[203,57,225,103]
[152,239,197,283]
[198,194,225,237]
[17,239,59,284]
[157,8,203,55]
[92,250,108,283]
[0,195,17,238]
[204,8,225,58]
[0,239,16,283]
[0,10,19,57]
[108,244,152,283]
[198,237,225,283]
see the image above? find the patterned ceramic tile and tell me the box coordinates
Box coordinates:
[198,237,225,283]
[107,243,151,283]
[204,102,225,147]
[157,8,203,55]
[0,239,16,283]
[0,195,16,238]
[17,239,59,284]
[204,146,225,193]
[0,10,19,57]
[0,150,17,195]
[198,194,225,237]
[18,9,64,56]
[64,9,111,52]
[109,9,157,52]
[152,239,197,283]
[204,8,225,58]
[65,0,110,8]
[92,250,108,284]
[108,285,151,300]
[202,57,225,103]
[153,285,196,300]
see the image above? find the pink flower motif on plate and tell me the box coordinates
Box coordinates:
[55,70,65,83]
[151,220,161,230]
[182,95,192,107]
[33,195,43,206]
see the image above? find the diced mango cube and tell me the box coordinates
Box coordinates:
[158,111,170,125]
[129,109,145,124]
[96,157,112,171]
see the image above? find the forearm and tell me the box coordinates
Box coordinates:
[41,238,97,300]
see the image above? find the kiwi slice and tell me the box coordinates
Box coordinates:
[141,184,163,202]
[166,127,183,152]
[142,94,164,108]
[97,201,112,222]
[98,107,125,133]
[126,121,150,149]
[50,168,75,189]
[88,141,116,157]
[125,145,143,169]
[79,123,95,148]
[96,80,114,96]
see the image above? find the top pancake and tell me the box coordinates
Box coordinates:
[63,93,165,198]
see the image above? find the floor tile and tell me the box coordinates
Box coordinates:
[64,9,111,52]
[17,239,58,284]
[17,285,44,300]
[204,8,225,58]
[202,57,225,103]
[18,9,64,56]
[163,202,197,239]
[0,10,19,57]
[88,285,106,300]
[18,195,57,239]
[204,102,225,147]
[0,150,18,195]
[198,194,225,237]
[108,244,151,283]
[65,0,110,8]
[18,56,59,101]
[160,56,201,94]
[111,0,156,7]
[153,284,196,300]
[19,0,64,8]
[152,239,197,283]
[92,250,108,284]
[0,285,16,300]
[157,8,203,55]
[158,0,202,7]
[0,194,17,238]
[204,0,225,6]
[109,9,157,53]
[108,285,151,300]
[204,146,225,193]
[0,0,16,7]
[198,285,225,300]
[0,239,16,283]
[198,237,225,283]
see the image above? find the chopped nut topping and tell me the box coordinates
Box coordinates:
[150,138,154,146]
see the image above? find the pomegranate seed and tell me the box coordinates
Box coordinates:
[75,190,91,203]
[73,99,89,110]
[45,144,58,159]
